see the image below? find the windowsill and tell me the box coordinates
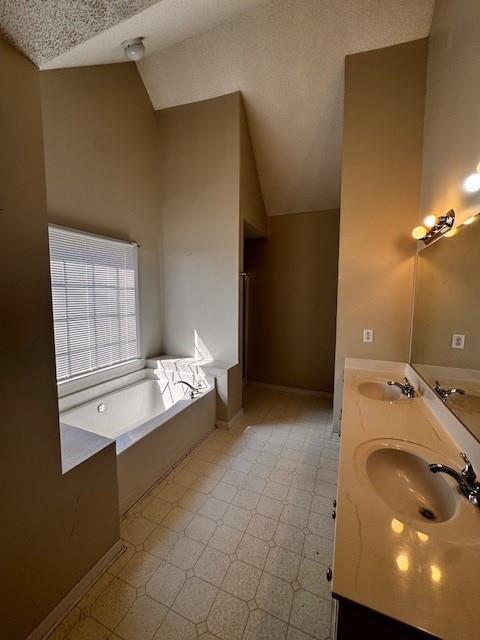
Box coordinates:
[57,358,145,398]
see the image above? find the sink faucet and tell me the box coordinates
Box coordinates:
[174,380,200,399]
[429,452,480,508]
[387,377,416,398]
[434,380,465,402]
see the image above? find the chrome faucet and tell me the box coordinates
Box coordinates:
[174,380,199,399]
[434,380,465,402]
[429,452,480,508]
[387,377,416,398]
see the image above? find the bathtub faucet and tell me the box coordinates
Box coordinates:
[174,380,200,399]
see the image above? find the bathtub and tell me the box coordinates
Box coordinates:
[60,371,216,514]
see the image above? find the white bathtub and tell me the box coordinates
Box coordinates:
[60,371,216,514]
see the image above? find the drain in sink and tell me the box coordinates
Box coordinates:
[419,507,436,520]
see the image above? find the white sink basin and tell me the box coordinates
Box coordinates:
[356,381,404,402]
[365,446,457,523]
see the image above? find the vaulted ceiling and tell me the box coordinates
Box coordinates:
[1,0,434,215]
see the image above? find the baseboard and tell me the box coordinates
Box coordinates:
[216,408,244,430]
[247,381,333,398]
[27,540,124,640]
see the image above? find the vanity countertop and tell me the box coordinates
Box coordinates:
[333,362,480,640]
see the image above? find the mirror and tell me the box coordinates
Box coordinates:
[411,216,480,441]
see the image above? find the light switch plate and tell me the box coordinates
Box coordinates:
[363,329,374,343]
[451,334,465,349]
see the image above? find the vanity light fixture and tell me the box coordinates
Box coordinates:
[411,210,455,244]
[122,37,146,61]
[464,172,480,194]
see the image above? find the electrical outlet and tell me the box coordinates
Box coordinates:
[363,329,374,343]
[451,334,465,350]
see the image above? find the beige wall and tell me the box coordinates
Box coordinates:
[40,63,162,359]
[156,93,240,366]
[420,0,480,225]
[333,40,428,428]
[239,96,267,238]
[0,39,119,639]
[246,209,339,394]
[412,222,480,369]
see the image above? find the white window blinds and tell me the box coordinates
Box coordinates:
[48,225,139,382]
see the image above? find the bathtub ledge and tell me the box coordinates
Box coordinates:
[60,423,114,474]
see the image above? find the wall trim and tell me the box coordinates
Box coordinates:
[247,381,333,398]
[216,408,244,430]
[28,540,124,640]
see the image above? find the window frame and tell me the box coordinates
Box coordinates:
[48,223,142,391]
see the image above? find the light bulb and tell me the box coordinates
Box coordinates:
[412,225,427,240]
[444,227,458,237]
[464,173,480,193]
[122,37,146,62]
[396,552,409,573]
[391,519,404,534]
[423,215,437,228]
[464,216,476,225]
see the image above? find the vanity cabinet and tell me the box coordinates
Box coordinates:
[332,596,440,639]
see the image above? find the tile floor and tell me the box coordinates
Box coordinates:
[51,385,339,640]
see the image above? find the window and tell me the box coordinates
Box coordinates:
[48,225,140,382]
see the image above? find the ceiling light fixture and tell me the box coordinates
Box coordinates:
[122,37,146,62]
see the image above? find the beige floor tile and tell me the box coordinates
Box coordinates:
[142,497,172,524]
[118,550,161,588]
[221,560,261,601]
[280,505,309,529]
[152,481,187,503]
[222,468,247,486]
[115,595,167,640]
[255,572,293,623]
[263,481,289,501]
[236,533,270,570]
[298,558,331,600]
[232,489,260,511]
[310,495,333,516]
[307,512,335,540]
[246,514,277,542]
[207,590,249,640]
[194,475,218,494]
[121,517,156,546]
[286,488,312,511]
[173,469,198,488]
[223,504,252,532]
[265,546,301,583]
[146,560,185,606]
[154,610,197,640]
[313,480,336,499]
[66,617,111,640]
[270,468,294,486]
[287,625,317,639]
[250,462,272,479]
[303,534,333,565]
[185,513,217,543]
[275,458,297,473]
[203,462,227,480]
[90,578,136,630]
[194,545,230,586]
[78,573,114,609]
[173,576,218,623]
[256,495,284,520]
[274,523,305,554]
[107,544,135,577]
[209,524,243,554]
[143,525,178,559]
[290,590,331,639]
[199,497,229,520]
[291,474,315,492]
[162,506,194,532]
[167,536,204,570]
[212,481,237,503]
[243,608,288,640]
[243,474,267,494]
[230,457,253,473]
[179,488,207,512]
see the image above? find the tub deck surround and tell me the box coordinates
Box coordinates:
[48,386,338,640]
[334,359,480,640]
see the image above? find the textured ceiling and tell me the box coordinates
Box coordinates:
[138,0,435,215]
[2,0,434,216]
[0,0,158,65]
